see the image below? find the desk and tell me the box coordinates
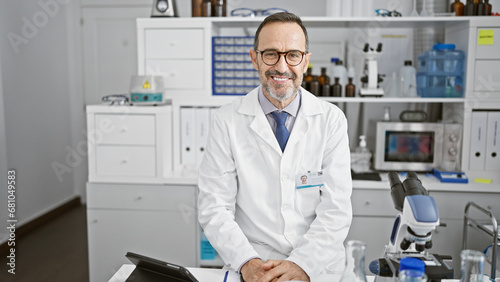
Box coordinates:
[108,264,352,282]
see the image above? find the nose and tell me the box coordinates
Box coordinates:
[274,54,289,73]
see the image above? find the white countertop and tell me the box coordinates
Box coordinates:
[162,169,500,193]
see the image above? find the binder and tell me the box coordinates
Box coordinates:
[469,111,488,170]
[485,111,500,170]
[180,107,196,165]
[195,108,210,164]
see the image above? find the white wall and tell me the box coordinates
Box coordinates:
[0,49,9,243]
[0,0,82,239]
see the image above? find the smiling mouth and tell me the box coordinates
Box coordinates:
[271,76,291,82]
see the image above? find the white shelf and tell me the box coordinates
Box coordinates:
[320,97,465,103]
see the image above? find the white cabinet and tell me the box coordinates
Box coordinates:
[87,183,198,282]
[86,104,172,183]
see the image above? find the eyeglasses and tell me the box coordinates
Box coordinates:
[255,50,306,66]
[230,8,287,17]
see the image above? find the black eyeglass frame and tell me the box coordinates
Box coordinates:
[255,50,307,67]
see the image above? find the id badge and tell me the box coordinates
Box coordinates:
[296,171,324,189]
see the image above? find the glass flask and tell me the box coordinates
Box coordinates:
[460,249,485,282]
[339,240,368,282]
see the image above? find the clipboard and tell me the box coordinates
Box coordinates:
[125,252,199,282]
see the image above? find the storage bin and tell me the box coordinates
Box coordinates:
[417,43,465,98]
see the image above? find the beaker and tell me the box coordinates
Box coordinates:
[460,249,485,282]
[339,240,368,282]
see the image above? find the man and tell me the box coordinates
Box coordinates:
[198,12,352,282]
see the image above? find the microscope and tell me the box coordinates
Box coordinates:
[369,172,454,281]
[360,43,384,97]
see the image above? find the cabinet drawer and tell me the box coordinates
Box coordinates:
[351,189,396,217]
[87,183,196,210]
[474,60,500,91]
[429,191,500,220]
[475,28,500,59]
[146,60,204,89]
[95,146,156,177]
[145,29,204,59]
[95,114,155,145]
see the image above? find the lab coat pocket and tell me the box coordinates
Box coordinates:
[296,186,320,216]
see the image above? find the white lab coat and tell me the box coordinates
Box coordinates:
[198,87,352,277]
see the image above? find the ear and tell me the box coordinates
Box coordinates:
[249,49,259,71]
[302,52,312,73]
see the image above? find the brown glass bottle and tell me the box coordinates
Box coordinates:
[310,78,320,96]
[331,77,342,97]
[485,0,492,15]
[477,0,487,15]
[303,65,314,91]
[345,77,356,97]
[465,0,478,15]
[317,67,330,97]
[451,0,464,16]
[212,0,226,17]
[201,0,212,16]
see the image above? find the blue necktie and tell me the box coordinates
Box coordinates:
[271,112,289,152]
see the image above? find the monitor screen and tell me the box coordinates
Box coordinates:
[384,131,434,163]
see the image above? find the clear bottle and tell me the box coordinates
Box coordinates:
[460,249,485,282]
[346,77,356,97]
[339,240,368,282]
[400,60,417,97]
[451,0,465,16]
[332,60,348,88]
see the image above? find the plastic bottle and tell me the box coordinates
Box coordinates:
[460,249,485,281]
[416,44,464,98]
[383,106,391,121]
[351,136,371,172]
[346,77,356,97]
[451,0,465,16]
[339,240,368,282]
[332,60,348,88]
[329,57,339,81]
[332,77,342,97]
[400,60,417,97]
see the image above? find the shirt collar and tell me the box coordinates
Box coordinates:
[258,87,301,117]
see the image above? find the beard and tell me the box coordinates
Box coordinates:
[260,69,300,102]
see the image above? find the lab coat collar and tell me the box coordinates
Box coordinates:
[238,86,324,117]
[239,86,323,155]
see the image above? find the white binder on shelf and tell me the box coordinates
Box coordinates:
[180,107,196,166]
[469,111,488,170]
[195,108,210,164]
[485,111,500,170]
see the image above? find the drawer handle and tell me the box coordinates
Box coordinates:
[120,127,128,133]
[135,196,143,201]
[365,201,370,206]
[168,72,177,77]
[169,41,177,47]
[121,159,128,164]
[92,219,98,224]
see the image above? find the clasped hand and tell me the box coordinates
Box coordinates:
[240,258,310,282]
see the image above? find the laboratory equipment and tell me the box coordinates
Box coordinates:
[340,240,368,282]
[451,0,465,16]
[369,172,454,280]
[400,61,417,97]
[460,250,485,281]
[346,77,356,97]
[351,135,371,173]
[151,0,178,17]
[359,43,384,97]
[332,77,342,97]
[129,75,166,105]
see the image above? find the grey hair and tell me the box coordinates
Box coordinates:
[253,12,309,52]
